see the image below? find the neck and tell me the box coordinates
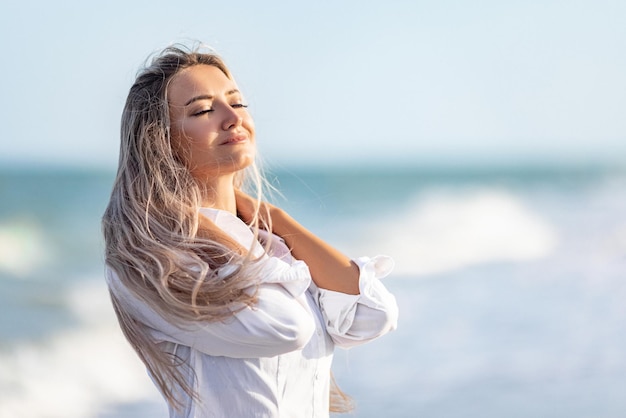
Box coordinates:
[198,173,237,214]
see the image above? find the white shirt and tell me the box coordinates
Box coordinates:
[106,208,398,418]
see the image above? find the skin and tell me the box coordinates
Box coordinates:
[168,64,360,295]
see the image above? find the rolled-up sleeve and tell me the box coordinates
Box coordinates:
[106,257,316,358]
[317,255,399,348]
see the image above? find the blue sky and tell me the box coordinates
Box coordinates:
[1,0,624,169]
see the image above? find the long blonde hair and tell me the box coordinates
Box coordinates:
[102,44,352,413]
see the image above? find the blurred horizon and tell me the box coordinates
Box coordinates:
[1,149,625,173]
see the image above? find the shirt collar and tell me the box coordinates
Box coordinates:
[199,207,258,252]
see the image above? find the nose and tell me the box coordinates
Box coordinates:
[221,105,243,131]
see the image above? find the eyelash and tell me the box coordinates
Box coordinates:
[192,104,248,117]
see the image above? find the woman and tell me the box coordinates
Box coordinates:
[102,44,398,417]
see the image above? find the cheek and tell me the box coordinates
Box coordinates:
[244,116,256,139]
[179,118,221,144]
[171,120,200,152]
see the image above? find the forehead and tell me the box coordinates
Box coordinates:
[167,64,236,105]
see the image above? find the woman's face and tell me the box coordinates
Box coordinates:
[167,64,256,181]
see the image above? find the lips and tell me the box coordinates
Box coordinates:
[221,134,248,145]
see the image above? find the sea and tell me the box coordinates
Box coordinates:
[1,163,625,418]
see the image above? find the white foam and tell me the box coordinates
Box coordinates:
[0,279,164,418]
[349,189,558,276]
[0,219,51,277]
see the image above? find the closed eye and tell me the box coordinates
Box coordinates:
[192,109,213,117]
[231,103,248,109]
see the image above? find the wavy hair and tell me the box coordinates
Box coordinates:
[102,44,352,413]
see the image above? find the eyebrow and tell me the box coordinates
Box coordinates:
[184,89,241,106]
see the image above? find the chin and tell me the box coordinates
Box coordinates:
[201,155,256,177]
[233,152,256,171]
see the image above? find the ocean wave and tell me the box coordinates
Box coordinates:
[348,188,558,277]
[0,279,163,418]
[0,219,51,278]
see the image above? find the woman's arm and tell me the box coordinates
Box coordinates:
[236,191,360,295]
